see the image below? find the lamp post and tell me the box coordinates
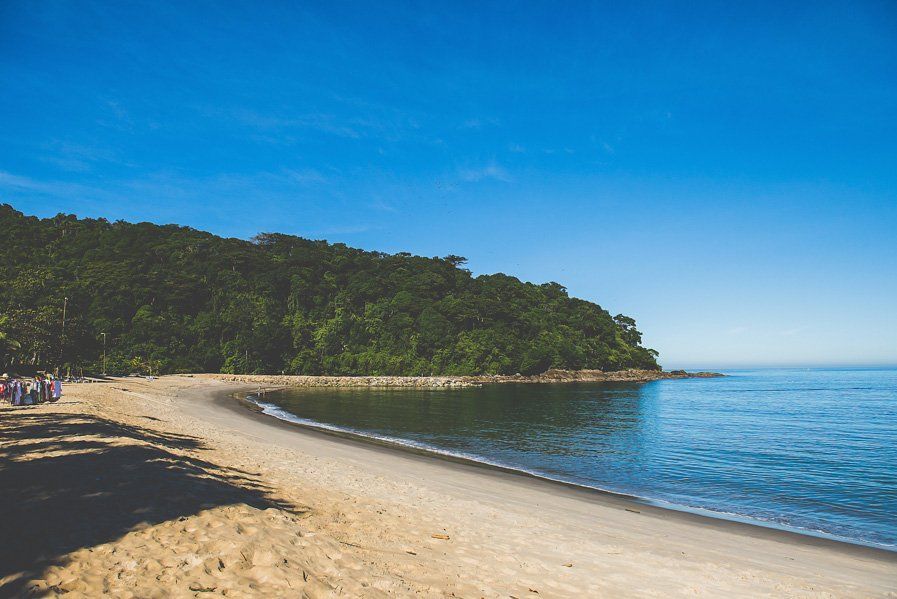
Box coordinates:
[100,332,107,376]
[59,296,68,375]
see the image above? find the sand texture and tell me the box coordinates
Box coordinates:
[1,375,894,597]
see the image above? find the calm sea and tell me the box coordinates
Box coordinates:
[251,368,897,549]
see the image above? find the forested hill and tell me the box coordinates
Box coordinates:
[0,204,659,376]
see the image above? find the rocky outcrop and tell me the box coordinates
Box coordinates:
[204,373,480,388]
[198,369,722,389]
[468,368,723,384]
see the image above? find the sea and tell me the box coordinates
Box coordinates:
[248,368,897,550]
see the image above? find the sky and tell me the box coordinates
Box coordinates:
[1,1,895,368]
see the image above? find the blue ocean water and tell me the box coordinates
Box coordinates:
[255,368,897,549]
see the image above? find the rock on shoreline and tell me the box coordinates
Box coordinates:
[200,369,723,389]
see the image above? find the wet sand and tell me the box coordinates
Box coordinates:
[1,375,894,597]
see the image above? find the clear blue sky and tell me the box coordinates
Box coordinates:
[2,1,895,368]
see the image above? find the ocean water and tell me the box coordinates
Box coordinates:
[251,368,897,549]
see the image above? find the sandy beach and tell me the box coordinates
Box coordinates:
[1,375,894,598]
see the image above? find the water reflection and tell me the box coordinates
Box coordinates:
[273,382,650,458]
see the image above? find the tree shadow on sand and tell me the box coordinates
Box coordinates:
[0,412,295,596]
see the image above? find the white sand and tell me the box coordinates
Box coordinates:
[1,375,894,597]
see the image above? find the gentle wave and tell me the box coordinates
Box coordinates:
[248,394,550,474]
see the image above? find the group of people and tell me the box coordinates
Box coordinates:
[1,374,63,406]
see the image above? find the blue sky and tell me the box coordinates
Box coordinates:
[1,1,895,367]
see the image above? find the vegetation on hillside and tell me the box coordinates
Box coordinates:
[0,204,659,375]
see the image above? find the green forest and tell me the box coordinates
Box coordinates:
[0,204,659,376]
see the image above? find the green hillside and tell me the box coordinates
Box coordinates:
[0,204,659,376]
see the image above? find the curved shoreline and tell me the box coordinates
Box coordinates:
[219,386,895,559]
[20,376,895,595]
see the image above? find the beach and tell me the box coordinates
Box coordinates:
[1,376,894,597]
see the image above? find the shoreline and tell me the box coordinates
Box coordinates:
[232,387,895,556]
[5,375,895,597]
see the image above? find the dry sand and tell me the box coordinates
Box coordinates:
[1,375,894,598]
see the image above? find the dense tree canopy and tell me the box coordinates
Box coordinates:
[0,204,660,375]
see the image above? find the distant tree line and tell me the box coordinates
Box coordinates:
[0,204,660,376]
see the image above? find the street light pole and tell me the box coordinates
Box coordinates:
[100,332,107,376]
[59,296,68,374]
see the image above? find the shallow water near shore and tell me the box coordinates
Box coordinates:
[252,368,897,549]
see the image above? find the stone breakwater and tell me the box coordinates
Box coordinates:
[474,368,723,384]
[202,373,479,388]
[199,369,722,389]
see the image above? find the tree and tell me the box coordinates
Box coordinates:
[0,204,661,375]
[614,314,643,347]
[443,255,468,268]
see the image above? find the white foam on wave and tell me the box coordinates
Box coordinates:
[247,395,524,470]
[244,394,896,552]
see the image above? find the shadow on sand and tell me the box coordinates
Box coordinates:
[0,412,291,596]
